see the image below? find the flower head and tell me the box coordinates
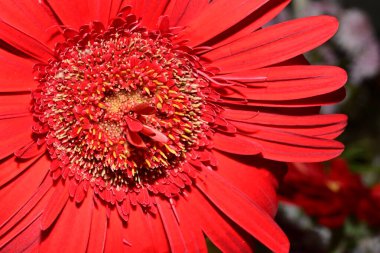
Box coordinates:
[0,1,346,252]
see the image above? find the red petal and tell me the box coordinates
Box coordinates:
[0,1,64,48]
[223,109,347,127]
[90,0,125,26]
[45,0,96,30]
[175,200,208,252]
[131,103,155,115]
[222,66,347,100]
[213,151,282,217]
[0,154,46,188]
[164,0,209,26]
[123,207,170,252]
[212,132,262,155]
[0,177,53,236]
[39,190,93,253]
[156,200,189,253]
[104,207,124,253]
[74,181,88,204]
[248,130,344,162]
[40,183,70,231]
[0,115,34,160]
[87,199,108,253]
[0,50,36,92]
[0,156,48,234]
[124,0,144,16]
[14,141,46,160]
[178,0,269,46]
[232,118,346,140]
[0,94,31,116]
[0,182,55,251]
[137,0,171,29]
[116,200,130,222]
[196,168,289,253]
[189,189,254,252]
[0,215,42,252]
[141,125,169,143]
[212,0,291,48]
[125,116,143,132]
[219,86,346,107]
[0,19,54,61]
[206,16,339,72]
[126,131,146,148]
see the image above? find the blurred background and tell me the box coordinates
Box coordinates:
[273,0,380,252]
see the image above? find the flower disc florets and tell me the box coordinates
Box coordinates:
[32,18,211,200]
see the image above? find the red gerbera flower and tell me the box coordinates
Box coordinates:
[280,159,365,228]
[0,1,346,252]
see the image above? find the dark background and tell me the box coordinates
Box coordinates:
[345,1,380,33]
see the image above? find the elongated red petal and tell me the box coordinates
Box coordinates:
[206,16,339,72]
[0,134,33,160]
[0,1,63,48]
[103,207,125,253]
[0,19,54,61]
[0,94,31,116]
[14,141,46,160]
[39,191,93,253]
[175,200,208,252]
[123,206,170,252]
[40,183,70,231]
[232,118,346,139]
[212,132,262,155]
[156,200,189,253]
[86,199,107,253]
[137,0,170,29]
[221,66,347,100]
[0,178,52,236]
[223,109,347,127]
[44,0,95,29]
[196,168,289,253]
[141,125,169,143]
[213,151,282,217]
[212,0,291,48]
[218,87,346,107]
[248,130,344,162]
[0,181,54,251]
[0,215,42,252]
[90,0,125,26]
[0,50,36,92]
[164,0,209,26]
[0,155,45,188]
[126,131,146,148]
[0,156,48,234]
[189,190,255,252]
[178,0,269,46]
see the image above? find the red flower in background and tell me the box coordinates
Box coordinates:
[280,159,365,228]
[0,1,346,252]
[357,184,380,227]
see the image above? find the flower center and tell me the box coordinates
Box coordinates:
[32,22,209,191]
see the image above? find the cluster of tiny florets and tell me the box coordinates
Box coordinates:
[32,24,210,190]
